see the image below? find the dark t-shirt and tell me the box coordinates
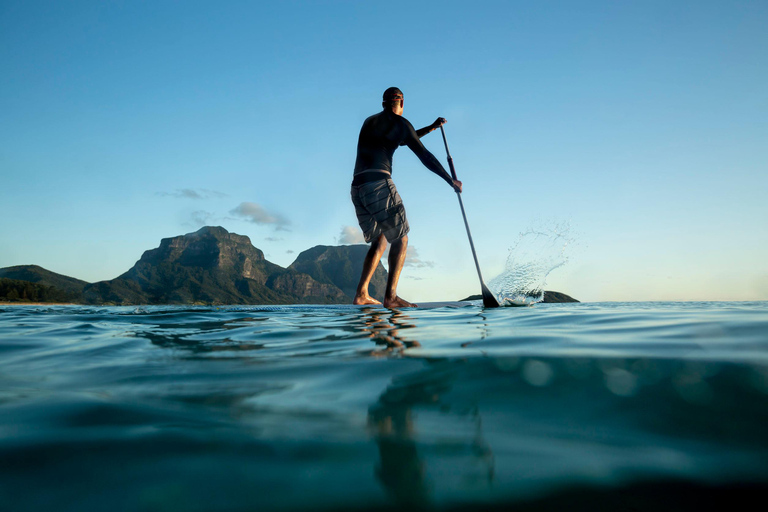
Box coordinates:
[352,110,453,186]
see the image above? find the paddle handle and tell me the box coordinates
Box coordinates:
[440,126,458,181]
[439,126,486,284]
[447,157,458,181]
[456,192,487,284]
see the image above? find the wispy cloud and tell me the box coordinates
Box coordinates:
[286,250,294,254]
[404,246,435,268]
[337,225,433,267]
[265,237,284,242]
[337,225,365,244]
[385,245,435,268]
[158,188,229,200]
[381,244,435,269]
[229,202,291,231]
[183,210,216,228]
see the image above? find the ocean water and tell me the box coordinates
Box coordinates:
[1,301,767,511]
[488,221,575,305]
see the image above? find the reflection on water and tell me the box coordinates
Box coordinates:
[1,303,767,511]
[368,356,494,508]
[359,307,421,353]
[361,307,494,506]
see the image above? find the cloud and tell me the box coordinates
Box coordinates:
[403,246,435,268]
[265,237,283,242]
[158,188,229,200]
[336,225,433,267]
[381,245,435,269]
[183,210,215,228]
[337,225,365,244]
[229,202,291,230]
[286,250,294,254]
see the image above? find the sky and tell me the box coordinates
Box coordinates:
[1,0,766,302]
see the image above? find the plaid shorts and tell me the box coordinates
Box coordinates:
[350,178,410,243]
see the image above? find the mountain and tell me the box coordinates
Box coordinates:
[0,265,89,298]
[288,245,388,302]
[82,226,347,305]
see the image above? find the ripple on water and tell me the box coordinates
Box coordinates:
[0,302,767,511]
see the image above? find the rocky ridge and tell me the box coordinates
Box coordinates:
[83,226,348,305]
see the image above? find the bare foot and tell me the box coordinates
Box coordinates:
[383,296,417,308]
[353,294,382,305]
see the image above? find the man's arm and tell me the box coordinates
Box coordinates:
[404,121,462,192]
[415,117,447,138]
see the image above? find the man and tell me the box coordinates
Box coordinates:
[351,87,462,308]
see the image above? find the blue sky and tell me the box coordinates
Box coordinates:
[1,0,766,302]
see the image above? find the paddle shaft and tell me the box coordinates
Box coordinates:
[440,126,488,288]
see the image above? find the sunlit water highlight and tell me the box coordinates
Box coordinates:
[1,301,767,511]
[488,221,575,305]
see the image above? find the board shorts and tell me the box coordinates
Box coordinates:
[350,178,410,243]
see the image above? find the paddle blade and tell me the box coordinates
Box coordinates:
[481,284,500,308]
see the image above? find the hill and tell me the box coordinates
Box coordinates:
[288,245,388,302]
[82,226,347,305]
[0,278,76,303]
[0,265,88,298]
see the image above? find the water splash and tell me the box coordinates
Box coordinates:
[488,221,575,306]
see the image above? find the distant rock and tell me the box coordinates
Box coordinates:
[289,245,388,302]
[0,264,89,297]
[460,291,579,303]
[540,291,579,303]
[83,226,346,305]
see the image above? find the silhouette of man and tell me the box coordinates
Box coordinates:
[351,87,462,308]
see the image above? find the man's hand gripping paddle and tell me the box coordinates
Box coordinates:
[440,126,500,308]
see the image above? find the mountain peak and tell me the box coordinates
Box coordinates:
[137,226,265,274]
[190,225,230,238]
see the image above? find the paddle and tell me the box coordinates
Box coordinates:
[439,126,500,308]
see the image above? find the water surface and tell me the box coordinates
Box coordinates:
[1,302,767,511]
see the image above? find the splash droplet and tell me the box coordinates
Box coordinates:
[488,221,575,305]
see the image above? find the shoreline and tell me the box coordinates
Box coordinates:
[0,302,79,306]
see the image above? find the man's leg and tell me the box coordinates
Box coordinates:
[384,235,416,308]
[353,234,387,305]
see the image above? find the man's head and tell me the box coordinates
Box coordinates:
[382,87,404,114]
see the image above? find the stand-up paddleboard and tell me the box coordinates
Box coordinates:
[353,301,476,310]
[223,302,473,312]
[409,301,474,309]
[222,301,530,313]
[461,294,531,307]
[354,300,530,309]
